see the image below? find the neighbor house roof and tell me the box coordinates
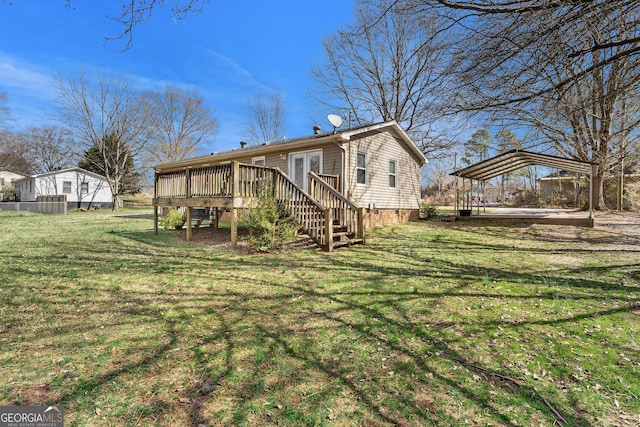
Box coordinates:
[14,167,110,183]
[450,150,596,181]
[153,120,428,172]
[0,167,26,176]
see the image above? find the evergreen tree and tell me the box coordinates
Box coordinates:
[462,129,492,166]
[78,134,141,196]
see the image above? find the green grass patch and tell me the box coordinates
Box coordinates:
[0,208,638,426]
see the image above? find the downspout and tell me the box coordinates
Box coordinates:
[331,138,347,194]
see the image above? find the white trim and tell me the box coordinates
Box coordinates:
[251,156,265,166]
[288,149,323,192]
[389,159,398,189]
[356,151,368,186]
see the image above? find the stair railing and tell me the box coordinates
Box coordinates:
[271,168,333,251]
[308,172,365,242]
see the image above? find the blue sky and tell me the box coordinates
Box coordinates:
[0,1,355,153]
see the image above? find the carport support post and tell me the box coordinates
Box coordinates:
[589,165,595,219]
[453,176,458,215]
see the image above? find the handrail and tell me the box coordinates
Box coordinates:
[308,171,365,241]
[271,168,331,250]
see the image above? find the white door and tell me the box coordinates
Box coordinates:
[290,150,322,192]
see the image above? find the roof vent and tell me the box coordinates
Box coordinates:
[313,125,321,135]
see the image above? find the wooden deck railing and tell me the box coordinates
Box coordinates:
[315,173,340,192]
[156,163,277,200]
[308,171,365,241]
[155,162,338,250]
[272,169,330,250]
[189,164,232,197]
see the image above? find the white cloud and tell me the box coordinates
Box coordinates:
[0,51,53,95]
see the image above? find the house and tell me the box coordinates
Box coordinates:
[14,167,113,209]
[0,167,26,200]
[153,120,428,251]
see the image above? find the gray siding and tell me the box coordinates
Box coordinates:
[218,142,343,180]
[345,131,423,210]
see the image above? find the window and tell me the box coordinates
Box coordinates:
[356,152,367,185]
[62,181,72,194]
[81,182,89,195]
[251,156,265,166]
[389,160,397,188]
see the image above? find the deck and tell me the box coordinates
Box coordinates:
[153,161,364,251]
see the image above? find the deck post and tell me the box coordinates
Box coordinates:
[230,208,238,249]
[357,207,366,243]
[231,161,240,197]
[213,208,220,229]
[185,168,193,241]
[153,206,158,235]
[186,207,192,241]
[324,207,333,252]
[153,170,159,235]
[231,161,240,249]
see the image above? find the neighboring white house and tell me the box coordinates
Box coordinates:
[0,168,26,200]
[14,167,113,209]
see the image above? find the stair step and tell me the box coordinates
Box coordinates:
[333,231,355,239]
[332,238,364,249]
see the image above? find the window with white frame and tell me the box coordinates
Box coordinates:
[356,152,367,185]
[252,156,265,166]
[62,181,72,194]
[389,160,398,188]
[80,182,89,195]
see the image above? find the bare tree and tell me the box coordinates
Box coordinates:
[243,91,286,145]
[141,85,218,164]
[429,0,640,85]
[0,92,9,127]
[0,130,33,174]
[439,1,640,209]
[54,69,147,210]
[312,0,456,157]
[24,125,75,173]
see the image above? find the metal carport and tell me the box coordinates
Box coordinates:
[450,150,598,221]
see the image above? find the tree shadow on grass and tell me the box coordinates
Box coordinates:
[3,220,638,425]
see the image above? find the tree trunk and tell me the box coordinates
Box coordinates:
[592,169,607,210]
[112,194,121,211]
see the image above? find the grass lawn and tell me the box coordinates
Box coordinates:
[0,208,638,426]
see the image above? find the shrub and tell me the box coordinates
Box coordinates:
[240,184,301,252]
[420,203,439,219]
[160,208,184,230]
[1,183,15,201]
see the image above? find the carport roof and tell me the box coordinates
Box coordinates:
[450,150,596,181]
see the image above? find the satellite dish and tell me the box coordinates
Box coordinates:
[327,114,344,129]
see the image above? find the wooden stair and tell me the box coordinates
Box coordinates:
[330,220,364,250]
